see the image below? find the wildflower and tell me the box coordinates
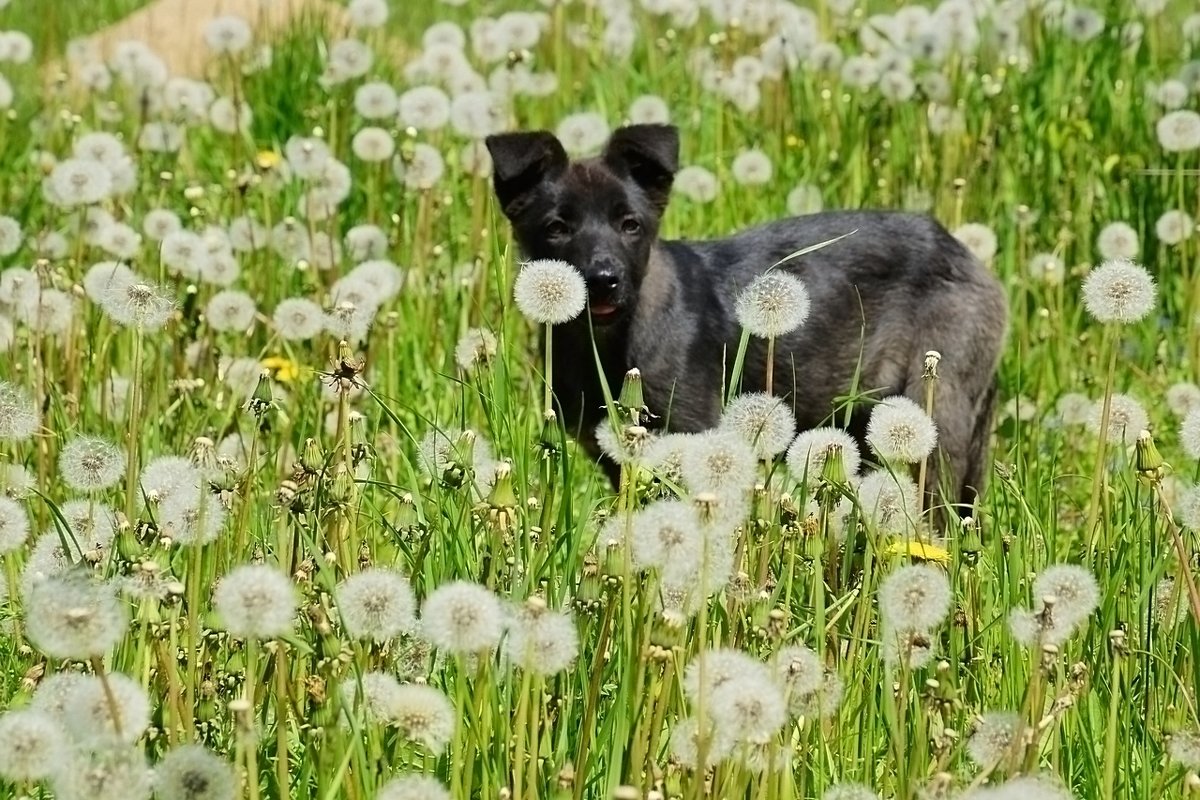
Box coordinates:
[100,280,174,331]
[0,314,11,352]
[629,94,670,125]
[347,259,405,299]
[204,15,252,55]
[353,81,398,119]
[1023,253,1063,287]
[1081,259,1156,324]
[0,214,22,255]
[398,85,451,130]
[735,271,810,338]
[709,671,788,744]
[840,54,879,89]
[449,90,507,139]
[866,396,938,464]
[345,225,388,262]
[1062,5,1104,41]
[25,572,129,660]
[595,420,655,465]
[966,710,1021,766]
[823,784,880,800]
[205,290,257,333]
[719,393,797,459]
[1086,393,1149,445]
[454,328,498,371]
[393,143,445,189]
[24,288,76,337]
[683,647,769,702]
[1034,564,1100,627]
[59,435,125,492]
[30,671,89,719]
[159,490,227,546]
[0,380,38,442]
[378,775,452,800]
[352,125,397,164]
[1055,393,1093,426]
[503,600,579,675]
[153,744,237,800]
[339,672,405,725]
[787,427,862,486]
[679,429,758,499]
[513,259,587,325]
[209,97,252,134]
[47,158,112,206]
[336,567,418,642]
[1156,110,1200,152]
[324,302,375,344]
[731,149,773,185]
[556,111,610,157]
[328,38,374,80]
[391,684,456,752]
[855,470,919,535]
[629,499,703,575]
[0,709,65,782]
[1096,221,1139,261]
[878,563,952,631]
[1167,729,1200,769]
[213,564,298,640]
[64,672,151,745]
[954,223,998,263]
[772,644,824,699]
[790,669,845,720]
[419,580,504,654]
[347,0,389,28]
[95,223,141,260]
[0,495,30,554]
[272,298,325,341]
[1156,210,1194,245]
[674,165,719,203]
[51,742,152,800]
[786,184,823,216]
[0,266,39,309]
[668,716,737,768]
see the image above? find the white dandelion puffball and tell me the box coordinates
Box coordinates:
[735,271,811,338]
[1087,393,1149,446]
[954,223,998,263]
[513,259,586,325]
[674,165,719,203]
[1081,259,1156,325]
[719,392,797,459]
[866,396,938,464]
[1096,221,1139,261]
[213,564,298,640]
[1157,110,1200,152]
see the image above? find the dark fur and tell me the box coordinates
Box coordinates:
[486,124,1008,513]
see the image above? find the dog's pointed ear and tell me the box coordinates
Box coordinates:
[485,131,569,216]
[602,124,680,213]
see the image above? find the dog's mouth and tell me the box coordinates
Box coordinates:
[588,301,621,322]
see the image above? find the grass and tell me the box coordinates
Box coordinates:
[1,0,1200,799]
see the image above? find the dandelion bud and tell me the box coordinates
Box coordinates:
[819,442,849,487]
[619,368,645,423]
[328,462,357,506]
[301,437,324,473]
[539,408,560,455]
[923,350,941,379]
[486,460,518,511]
[244,370,274,417]
[1134,429,1166,485]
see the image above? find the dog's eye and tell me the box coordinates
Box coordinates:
[545,220,569,237]
[620,217,642,235]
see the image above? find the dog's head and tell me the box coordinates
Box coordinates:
[485,124,679,327]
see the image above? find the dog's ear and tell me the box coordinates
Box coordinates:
[602,124,680,213]
[485,131,569,216]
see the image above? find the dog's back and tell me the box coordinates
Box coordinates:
[630,210,1008,510]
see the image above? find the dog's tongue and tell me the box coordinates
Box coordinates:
[590,302,617,317]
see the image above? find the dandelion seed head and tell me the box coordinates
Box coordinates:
[668,716,737,769]
[1096,221,1140,261]
[0,709,66,783]
[1028,253,1065,285]
[64,672,151,745]
[673,165,719,203]
[1086,393,1149,445]
[159,491,227,547]
[205,290,257,333]
[0,214,22,256]
[629,499,703,575]
[1032,563,1100,628]
[454,328,498,372]
[1156,110,1200,152]
[1167,728,1200,769]
[153,744,237,800]
[679,429,758,500]
[59,435,125,492]
[0,495,31,554]
[878,564,952,631]
[390,684,456,752]
[272,298,325,341]
[555,111,610,157]
[25,572,129,660]
[822,784,880,800]
[336,567,417,643]
[709,672,788,744]
[399,85,451,131]
[352,127,396,163]
[866,396,938,464]
[1156,209,1195,245]
[772,644,824,698]
[377,775,452,800]
[954,222,998,263]
[344,224,389,262]
[503,602,579,675]
[392,143,445,190]
[0,381,38,443]
[854,470,919,536]
[51,741,152,800]
[513,259,587,325]
[48,158,112,207]
[966,710,1021,766]
[719,392,797,459]
[1082,258,1157,325]
[419,580,504,654]
[790,669,844,720]
[213,564,297,640]
[786,427,861,488]
[682,647,768,703]
[1055,393,1093,426]
[100,279,174,331]
[735,271,810,338]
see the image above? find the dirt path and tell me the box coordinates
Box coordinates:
[62,0,347,79]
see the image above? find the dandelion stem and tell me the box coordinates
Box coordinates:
[1085,330,1119,551]
[123,327,144,524]
[765,335,775,396]
[90,656,124,741]
[276,643,290,800]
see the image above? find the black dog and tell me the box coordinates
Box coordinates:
[485,124,1008,512]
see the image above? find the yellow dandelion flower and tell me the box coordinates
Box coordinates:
[261,356,302,384]
[255,150,283,170]
[884,540,950,565]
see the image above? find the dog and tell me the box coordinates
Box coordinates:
[484,124,1008,513]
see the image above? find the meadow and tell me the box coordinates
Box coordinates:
[1,0,1200,798]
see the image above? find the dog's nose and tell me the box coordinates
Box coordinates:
[586,269,620,295]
